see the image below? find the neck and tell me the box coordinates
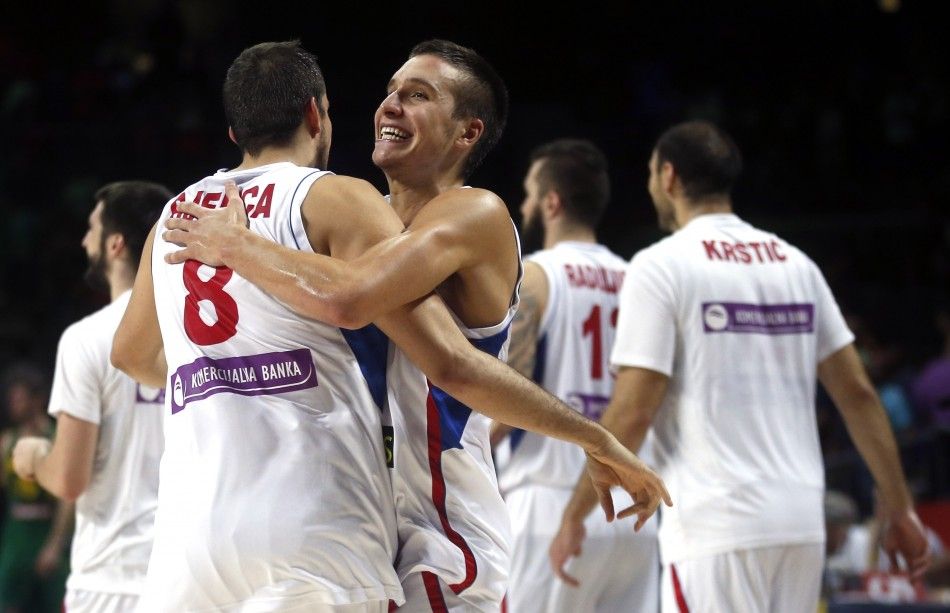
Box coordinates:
[674,196,733,229]
[386,173,465,226]
[108,262,135,301]
[545,222,597,249]
[235,139,317,171]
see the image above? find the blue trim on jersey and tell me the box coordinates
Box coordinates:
[289,169,323,250]
[341,325,389,411]
[429,324,511,450]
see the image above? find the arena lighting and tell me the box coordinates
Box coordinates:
[879,0,901,13]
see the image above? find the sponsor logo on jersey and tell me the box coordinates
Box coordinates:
[566,392,610,421]
[701,302,814,334]
[169,348,318,413]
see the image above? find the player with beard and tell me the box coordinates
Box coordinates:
[162,40,670,611]
[549,121,929,612]
[13,181,169,613]
[491,139,659,613]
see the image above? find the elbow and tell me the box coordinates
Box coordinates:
[425,346,475,394]
[110,336,135,375]
[48,473,88,502]
[304,283,373,330]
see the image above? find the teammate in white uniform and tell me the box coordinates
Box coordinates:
[492,139,659,613]
[118,41,669,612]
[550,121,930,613]
[13,181,171,612]
[163,40,671,613]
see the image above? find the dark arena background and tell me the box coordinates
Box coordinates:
[1,0,948,608]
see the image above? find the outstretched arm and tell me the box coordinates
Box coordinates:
[818,343,930,580]
[377,297,671,526]
[550,366,668,586]
[112,225,166,387]
[163,183,512,329]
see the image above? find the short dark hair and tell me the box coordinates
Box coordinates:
[96,181,172,268]
[223,40,326,156]
[654,121,742,201]
[530,139,610,228]
[409,39,509,180]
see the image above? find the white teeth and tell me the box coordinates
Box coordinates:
[379,126,409,140]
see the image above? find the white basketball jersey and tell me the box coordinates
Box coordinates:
[48,291,164,596]
[496,242,632,494]
[385,223,522,609]
[143,162,401,610]
[611,213,855,564]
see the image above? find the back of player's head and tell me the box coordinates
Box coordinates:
[410,39,508,180]
[96,181,172,268]
[223,41,326,156]
[654,120,742,202]
[530,139,610,229]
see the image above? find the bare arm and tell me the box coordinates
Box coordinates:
[163,183,512,329]
[550,366,668,585]
[12,414,99,502]
[376,296,670,522]
[112,225,166,387]
[489,261,548,447]
[818,343,930,579]
[35,498,74,577]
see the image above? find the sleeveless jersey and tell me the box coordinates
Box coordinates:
[496,242,631,494]
[385,222,522,610]
[143,162,401,610]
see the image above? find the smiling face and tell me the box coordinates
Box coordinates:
[372,54,470,182]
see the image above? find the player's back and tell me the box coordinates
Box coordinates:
[145,162,401,610]
[625,212,854,562]
[48,294,164,596]
[496,241,631,494]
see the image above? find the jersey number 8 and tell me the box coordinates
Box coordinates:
[183,260,239,345]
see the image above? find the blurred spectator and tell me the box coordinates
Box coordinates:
[824,489,950,603]
[0,363,70,613]
[911,303,950,429]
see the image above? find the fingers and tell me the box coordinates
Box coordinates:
[888,549,900,574]
[165,218,197,232]
[594,482,615,523]
[164,247,192,265]
[224,181,249,227]
[550,547,581,588]
[176,201,208,218]
[162,229,192,247]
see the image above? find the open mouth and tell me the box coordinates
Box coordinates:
[378,126,410,141]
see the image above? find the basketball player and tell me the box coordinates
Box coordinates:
[549,121,930,612]
[492,139,659,613]
[116,41,668,612]
[12,181,170,612]
[162,40,670,612]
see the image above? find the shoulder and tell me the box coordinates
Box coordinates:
[307,174,383,204]
[423,187,509,223]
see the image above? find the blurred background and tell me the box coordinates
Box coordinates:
[1,0,948,606]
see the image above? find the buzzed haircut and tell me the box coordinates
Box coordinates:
[530,139,611,229]
[223,40,327,156]
[409,39,509,180]
[654,120,743,201]
[96,181,172,268]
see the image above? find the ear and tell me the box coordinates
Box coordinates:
[660,161,677,196]
[542,189,563,221]
[457,118,484,149]
[305,97,323,137]
[106,233,126,259]
[228,127,238,145]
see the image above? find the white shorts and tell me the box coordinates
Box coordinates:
[65,589,139,613]
[505,485,659,613]
[397,571,496,612]
[660,543,823,613]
